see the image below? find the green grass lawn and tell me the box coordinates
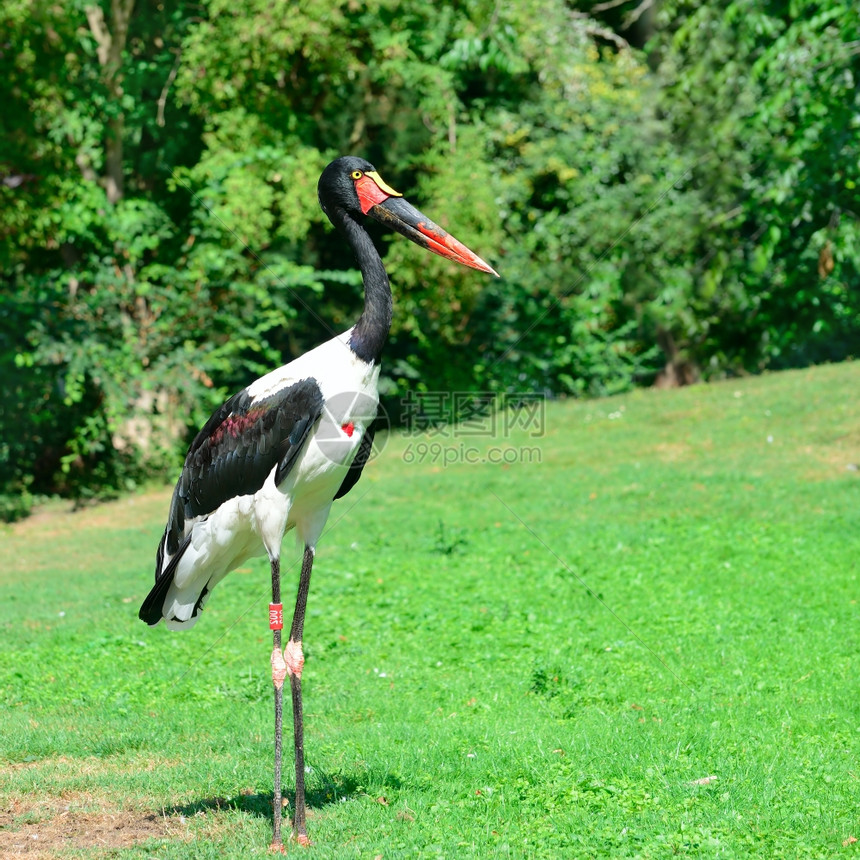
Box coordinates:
[1,362,858,858]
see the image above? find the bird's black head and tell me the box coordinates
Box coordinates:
[317,155,498,276]
[318,156,400,220]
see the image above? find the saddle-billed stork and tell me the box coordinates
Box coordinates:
[138,156,497,849]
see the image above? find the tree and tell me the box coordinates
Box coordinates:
[2,0,857,517]
[84,0,135,202]
[651,0,860,372]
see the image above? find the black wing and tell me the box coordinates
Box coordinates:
[139,533,193,624]
[334,422,377,500]
[162,377,325,556]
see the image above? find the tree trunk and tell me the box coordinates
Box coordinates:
[85,0,135,203]
[654,326,700,388]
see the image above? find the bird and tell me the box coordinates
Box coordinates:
[138,155,497,850]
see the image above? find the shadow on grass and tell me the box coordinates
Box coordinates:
[171,769,403,824]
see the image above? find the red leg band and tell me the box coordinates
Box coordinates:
[269,603,284,630]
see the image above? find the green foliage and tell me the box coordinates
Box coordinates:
[652,0,860,371]
[1,0,857,510]
[466,41,697,397]
[1,363,858,856]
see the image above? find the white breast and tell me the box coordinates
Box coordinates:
[248,328,381,551]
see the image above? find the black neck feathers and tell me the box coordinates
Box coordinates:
[334,209,393,364]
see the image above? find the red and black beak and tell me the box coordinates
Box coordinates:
[354,171,499,277]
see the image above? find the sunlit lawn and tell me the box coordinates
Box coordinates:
[1,362,858,858]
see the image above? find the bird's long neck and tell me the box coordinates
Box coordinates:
[334,210,393,364]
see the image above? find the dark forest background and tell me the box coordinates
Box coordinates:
[2,0,858,518]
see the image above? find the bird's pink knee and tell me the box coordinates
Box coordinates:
[285,639,304,678]
[271,646,287,690]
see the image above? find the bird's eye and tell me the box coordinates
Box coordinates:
[351,170,363,180]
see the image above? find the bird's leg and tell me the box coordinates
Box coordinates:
[269,556,287,853]
[287,544,315,846]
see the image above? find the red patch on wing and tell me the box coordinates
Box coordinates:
[342,422,355,437]
[209,406,266,447]
[355,174,392,215]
